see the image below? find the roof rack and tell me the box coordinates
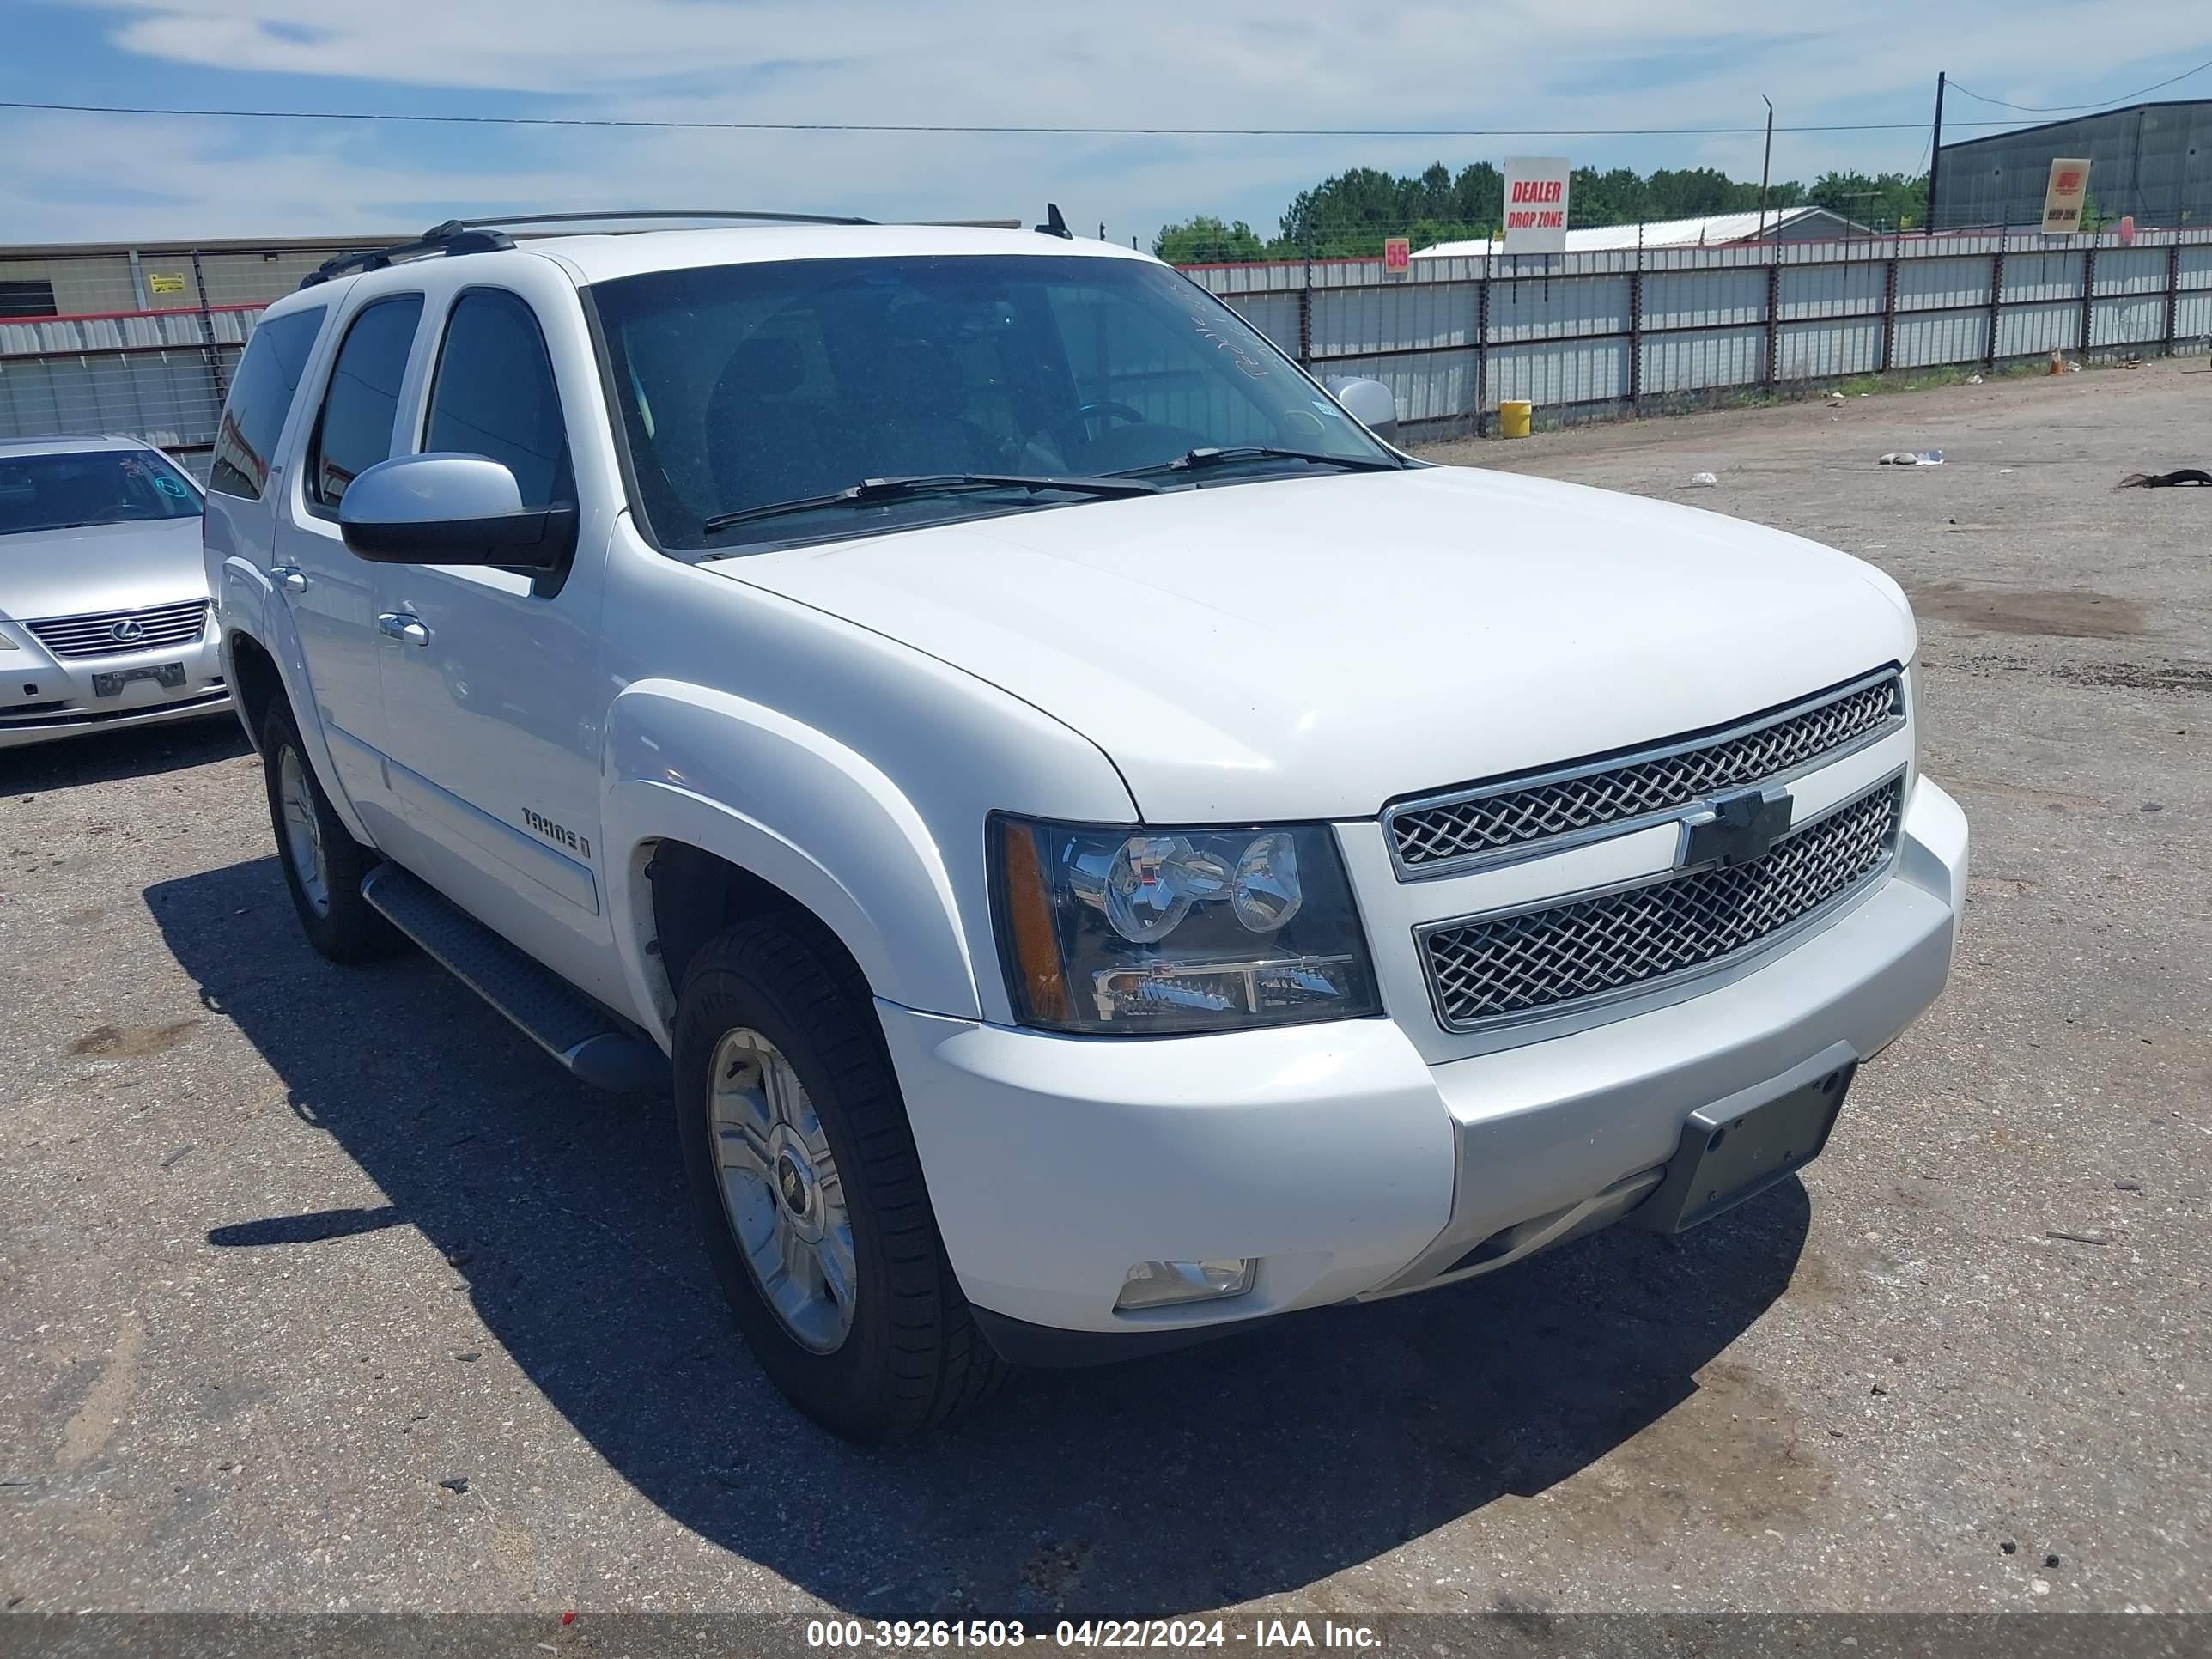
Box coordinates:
[461,209,878,231]
[299,209,880,289]
[300,221,509,286]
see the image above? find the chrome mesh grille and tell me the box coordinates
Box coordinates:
[1421,776,1904,1030]
[24,599,209,660]
[1389,673,1903,875]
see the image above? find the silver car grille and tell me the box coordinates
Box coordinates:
[23,599,210,660]
[1385,670,1905,878]
[1419,773,1905,1031]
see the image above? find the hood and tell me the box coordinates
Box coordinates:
[706,466,1916,823]
[0,517,210,623]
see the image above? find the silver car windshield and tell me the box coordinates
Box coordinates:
[591,253,1395,550]
[0,449,204,538]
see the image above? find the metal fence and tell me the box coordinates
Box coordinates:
[1188,226,2212,440]
[8,229,2212,470]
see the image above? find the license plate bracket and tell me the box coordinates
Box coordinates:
[1638,1059,1856,1234]
[93,662,186,698]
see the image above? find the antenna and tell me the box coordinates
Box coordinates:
[1035,203,1074,240]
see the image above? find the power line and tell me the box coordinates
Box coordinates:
[1945,53,2212,116]
[0,97,2042,138]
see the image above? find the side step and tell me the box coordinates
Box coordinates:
[361,864,671,1094]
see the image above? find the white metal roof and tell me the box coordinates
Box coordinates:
[253,223,1158,313]
[520,222,1156,285]
[1415,206,1854,258]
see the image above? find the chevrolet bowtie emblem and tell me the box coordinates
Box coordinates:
[1680,786,1792,869]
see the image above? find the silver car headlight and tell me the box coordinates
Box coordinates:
[991,816,1380,1036]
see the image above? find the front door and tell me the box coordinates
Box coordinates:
[369,280,612,995]
[270,291,426,836]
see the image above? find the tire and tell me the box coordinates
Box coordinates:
[260,701,399,964]
[674,916,1006,1439]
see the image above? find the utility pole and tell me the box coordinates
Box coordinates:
[1927,70,1947,233]
[1759,95,1775,243]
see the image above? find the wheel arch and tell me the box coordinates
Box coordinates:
[603,680,982,1044]
[218,605,377,849]
[225,629,285,750]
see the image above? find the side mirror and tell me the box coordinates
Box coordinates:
[338,453,575,569]
[1326,376,1399,443]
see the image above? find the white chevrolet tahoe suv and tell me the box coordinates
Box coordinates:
[204,212,1967,1439]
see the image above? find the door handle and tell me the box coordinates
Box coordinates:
[270,564,308,594]
[375,611,432,647]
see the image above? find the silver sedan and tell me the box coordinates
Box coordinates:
[0,434,231,750]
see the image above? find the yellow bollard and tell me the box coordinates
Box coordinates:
[1499,399,1533,439]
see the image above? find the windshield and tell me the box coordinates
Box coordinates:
[591,253,1395,550]
[0,447,204,538]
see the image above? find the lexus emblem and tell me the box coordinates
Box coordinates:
[1680,786,1792,870]
[110,617,146,645]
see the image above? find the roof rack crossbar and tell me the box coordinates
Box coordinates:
[299,221,514,288]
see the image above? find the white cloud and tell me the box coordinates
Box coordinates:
[4,0,2206,246]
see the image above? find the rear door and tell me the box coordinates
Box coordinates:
[269,289,428,836]
[368,261,615,994]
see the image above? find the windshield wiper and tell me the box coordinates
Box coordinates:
[1115,446,1402,479]
[701,472,1160,535]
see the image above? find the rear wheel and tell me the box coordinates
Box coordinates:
[260,702,398,963]
[674,917,1006,1438]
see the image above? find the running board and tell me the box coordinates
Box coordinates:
[361,864,670,1094]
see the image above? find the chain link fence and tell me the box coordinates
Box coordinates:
[1186,225,2212,440]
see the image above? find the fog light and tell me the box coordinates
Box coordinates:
[1115,1258,1255,1310]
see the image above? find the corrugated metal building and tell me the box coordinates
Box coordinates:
[0,234,398,319]
[0,235,393,477]
[1932,99,2211,230]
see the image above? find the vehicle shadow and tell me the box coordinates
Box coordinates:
[3,714,249,789]
[151,854,1813,1617]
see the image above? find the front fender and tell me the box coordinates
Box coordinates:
[603,680,981,1042]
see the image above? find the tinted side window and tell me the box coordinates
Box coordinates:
[208,307,325,501]
[423,290,572,507]
[310,296,424,509]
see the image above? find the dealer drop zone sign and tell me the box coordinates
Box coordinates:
[1503,157,1571,255]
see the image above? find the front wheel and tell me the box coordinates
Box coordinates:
[674,917,1005,1438]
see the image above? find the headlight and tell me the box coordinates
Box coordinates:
[992,816,1380,1035]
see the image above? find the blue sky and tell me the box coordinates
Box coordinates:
[2,0,2206,247]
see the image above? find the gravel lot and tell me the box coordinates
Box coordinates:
[3,362,2208,1619]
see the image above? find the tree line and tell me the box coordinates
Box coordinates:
[1154,161,1931,263]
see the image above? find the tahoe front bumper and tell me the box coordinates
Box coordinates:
[883,775,1966,1361]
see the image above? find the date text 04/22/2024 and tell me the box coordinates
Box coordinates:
[805,1620,1382,1650]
